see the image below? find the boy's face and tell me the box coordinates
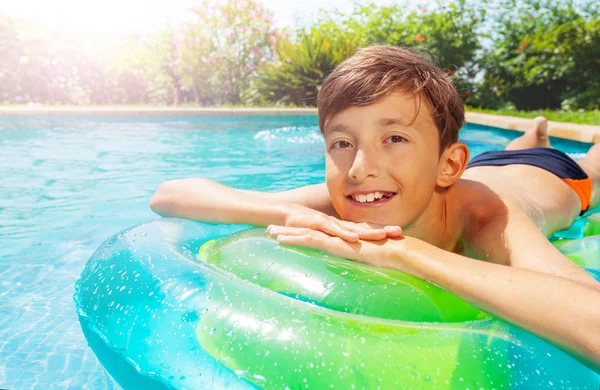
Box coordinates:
[323,92,445,227]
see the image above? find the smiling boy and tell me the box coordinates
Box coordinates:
[151,45,600,370]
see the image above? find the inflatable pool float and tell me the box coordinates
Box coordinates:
[75,217,600,389]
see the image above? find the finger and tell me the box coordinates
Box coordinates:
[383,225,403,237]
[356,222,402,239]
[285,216,359,242]
[325,221,360,242]
[276,233,358,259]
[308,218,358,242]
[267,225,329,238]
[340,221,386,241]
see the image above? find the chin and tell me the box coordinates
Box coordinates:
[341,210,393,226]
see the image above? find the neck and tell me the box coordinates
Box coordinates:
[401,185,464,252]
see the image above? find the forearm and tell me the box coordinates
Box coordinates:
[150,178,288,226]
[390,238,600,371]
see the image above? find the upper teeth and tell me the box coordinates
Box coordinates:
[353,192,385,203]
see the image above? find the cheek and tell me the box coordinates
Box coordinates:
[325,155,348,185]
[390,156,439,204]
[325,160,339,186]
[325,161,344,199]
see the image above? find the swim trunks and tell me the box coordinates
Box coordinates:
[467,148,592,216]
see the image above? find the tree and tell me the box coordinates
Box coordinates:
[253,1,483,106]
[480,0,600,110]
[176,0,278,104]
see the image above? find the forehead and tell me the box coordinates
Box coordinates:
[323,91,437,135]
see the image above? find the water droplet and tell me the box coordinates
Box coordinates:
[341,271,348,276]
[253,272,260,280]
[305,272,312,278]
[182,311,199,323]
[323,281,334,288]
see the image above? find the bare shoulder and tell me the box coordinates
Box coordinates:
[456,179,512,264]
[241,183,338,217]
[458,183,598,287]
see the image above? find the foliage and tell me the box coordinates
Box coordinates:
[141,28,185,105]
[176,0,278,104]
[252,1,483,106]
[479,0,600,110]
[1,0,600,115]
[0,17,90,104]
[346,1,482,71]
[250,27,359,106]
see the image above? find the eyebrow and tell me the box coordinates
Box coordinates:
[324,116,415,135]
[324,123,351,135]
[376,117,411,127]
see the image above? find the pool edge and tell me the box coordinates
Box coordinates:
[466,112,600,144]
[0,108,598,143]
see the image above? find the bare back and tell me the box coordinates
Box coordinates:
[462,164,582,236]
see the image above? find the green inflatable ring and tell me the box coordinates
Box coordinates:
[195,228,517,388]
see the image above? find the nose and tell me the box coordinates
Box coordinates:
[348,147,380,181]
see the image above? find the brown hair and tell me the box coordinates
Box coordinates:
[317,45,465,151]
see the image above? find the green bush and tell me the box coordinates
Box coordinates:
[176,0,278,105]
[480,0,600,110]
[2,0,599,113]
[252,1,483,106]
[250,27,359,106]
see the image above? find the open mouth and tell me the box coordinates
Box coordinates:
[346,191,396,205]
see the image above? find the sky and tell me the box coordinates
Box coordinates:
[1,0,399,38]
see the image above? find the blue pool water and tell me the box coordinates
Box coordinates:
[0,115,594,389]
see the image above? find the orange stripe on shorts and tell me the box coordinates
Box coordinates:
[563,177,592,214]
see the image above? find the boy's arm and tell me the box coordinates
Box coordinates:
[486,205,600,289]
[150,179,332,225]
[267,223,600,371]
[239,183,340,218]
[391,235,600,372]
[150,179,401,241]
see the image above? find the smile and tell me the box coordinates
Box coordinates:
[347,191,396,205]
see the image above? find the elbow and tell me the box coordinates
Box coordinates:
[582,321,600,372]
[150,180,184,217]
[577,291,600,371]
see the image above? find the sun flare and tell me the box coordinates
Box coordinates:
[2,0,197,37]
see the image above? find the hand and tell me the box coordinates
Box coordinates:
[280,203,402,243]
[267,225,402,269]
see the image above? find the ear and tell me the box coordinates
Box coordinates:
[437,142,469,188]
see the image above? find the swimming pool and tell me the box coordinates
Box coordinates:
[0,115,595,389]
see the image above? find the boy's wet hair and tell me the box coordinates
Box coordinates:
[317,45,465,151]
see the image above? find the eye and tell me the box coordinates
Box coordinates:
[331,140,353,149]
[384,135,407,144]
